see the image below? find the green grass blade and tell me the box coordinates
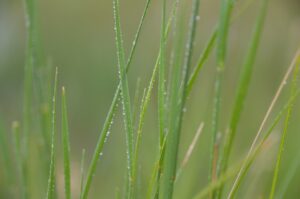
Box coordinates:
[146,137,167,199]
[186,28,217,96]
[216,0,269,197]
[227,51,300,198]
[158,0,167,146]
[113,0,135,197]
[216,0,234,67]
[209,0,234,191]
[80,149,86,199]
[22,1,37,197]
[46,68,58,199]
[23,0,37,147]
[81,1,153,198]
[62,87,71,199]
[132,42,161,193]
[162,0,200,198]
[208,0,234,187]
[155,0,181,196]
[125,0,152,68]
[132,78,141,129]
[12,121,24,198]
[269,50,300,199]
[209,67,223,185]
[156,0,168,197]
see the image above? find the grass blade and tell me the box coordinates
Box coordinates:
[132,78,141,128]
[113,0,135,197]
[12,121,23,197]
[209,0,235,190]
[227,51,300,198]
[62,87,71,199]
[216,0,269,197]
[186,28,217,96]
[81,0,152,197]
[133,46,160,194]
[80,149,86,199]
[162,0,200,198]
[147,137,167,199]
[22,1,37,197]
[156,0,168,197]
[269,50,300,199]
[46,68,58,199]
[158,0,167,146]
[216,0,234,67]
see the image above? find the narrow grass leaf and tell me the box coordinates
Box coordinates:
[217,0,269,197]
[162,0,200,198]
[147,137,167,199]
[62,87,71,199]
[46,68,58,199]
[209,0,235,190]
[12,121,24,197]
[132,78,141,129]
[158,0,167,146]
[113,0,135,197]
[186,28,217,96]
[216,0,234,67]
[133,43,162,193]
[22,1,37,198]
[81,0,152,197]
[80,149,86,199]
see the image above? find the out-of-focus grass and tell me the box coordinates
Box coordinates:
[0,0,300,199]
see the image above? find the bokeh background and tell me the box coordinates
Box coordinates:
[1,0,300,198]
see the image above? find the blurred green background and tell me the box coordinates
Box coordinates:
[1,0,300,198]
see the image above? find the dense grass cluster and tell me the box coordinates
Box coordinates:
[0,0,300,198]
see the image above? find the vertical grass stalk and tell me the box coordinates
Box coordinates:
[62,87,71,199]
[158,0,167,147]
[216,0,269,197]
[113,0,135,197]
[81,0,152,198]
[162,0,200,198]
[46,68,58,199]
[22,0,37,197]
[209,0,234,192]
